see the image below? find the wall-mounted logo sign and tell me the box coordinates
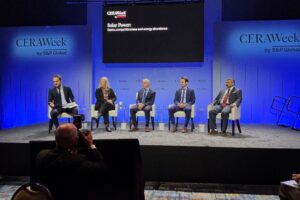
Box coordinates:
[12,34,73,59]
[216,20,300,58]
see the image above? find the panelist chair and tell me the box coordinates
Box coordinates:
[168,104,196,131]
[129,93,156,130]
[48,106,74,133]
[90,104,118,130]
[207,104,242,136]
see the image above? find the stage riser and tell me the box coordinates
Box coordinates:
[0,143,299,185]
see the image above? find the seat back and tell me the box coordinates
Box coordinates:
[91,104,118,118]
[130,92,156,117]
[48,106,74,119]
[170,104,196,118]
[11,183,53,200]
[207,104,241,120]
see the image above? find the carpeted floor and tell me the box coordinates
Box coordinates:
[0,177,280,200]
[0,186,280,200]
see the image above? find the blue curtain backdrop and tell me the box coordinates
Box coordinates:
[0,25,92,129]
[213,20,300,126]
[2,0,299,129]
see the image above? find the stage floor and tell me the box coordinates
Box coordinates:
[0,123,300,149]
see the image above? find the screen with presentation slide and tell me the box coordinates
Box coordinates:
[103,2,204,63]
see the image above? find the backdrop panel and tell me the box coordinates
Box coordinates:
[0,25,92,129]
[214,20,300,125]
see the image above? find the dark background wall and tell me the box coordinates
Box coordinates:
[0,0,87,27]
[223,0,300,21]
[1,0,300,27]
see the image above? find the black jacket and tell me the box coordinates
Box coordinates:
[95,87,117,110]
[136,88,156,106]
[48,86,75,109]
[36,147,106,200]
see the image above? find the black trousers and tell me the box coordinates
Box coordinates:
[50,107,78,128]
[97,102,115,125]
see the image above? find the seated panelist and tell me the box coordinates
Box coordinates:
[95,77,117,132]
[208,78,242,135]
[129,79,156,132]
[168,76,195,133]
[48,74,78,129]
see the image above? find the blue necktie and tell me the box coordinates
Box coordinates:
[142,90,147,103]
[180,89,185,103]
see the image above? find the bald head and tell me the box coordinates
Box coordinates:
[55,123,78,150]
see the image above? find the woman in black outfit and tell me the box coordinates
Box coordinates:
[95,77,117,132]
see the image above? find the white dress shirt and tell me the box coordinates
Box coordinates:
[57,86,68,107]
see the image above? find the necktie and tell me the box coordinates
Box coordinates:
[57,88,62,107]
[221,89,230,107]
[180,89,185,103]
[142,89,147,103]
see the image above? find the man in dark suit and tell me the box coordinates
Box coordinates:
[169,76,196,133]
[36,123,106,200]
[209,78,242,134]
[48,74,78,129]
[129,79,156,132]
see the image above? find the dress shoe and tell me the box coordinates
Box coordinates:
[209,129,218,135]
[221,131,227,136]
[171,126,177,133]
[181,127,188,133]
[105,126,112,132]
[145,127,151,132]
[128,127,139,132]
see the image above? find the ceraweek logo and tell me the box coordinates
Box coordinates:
[240,33,300,44]
[15,37,69,57]
[107,10,127,19]
[239,32,300,53]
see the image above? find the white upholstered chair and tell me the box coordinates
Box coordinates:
[129,93,156,130]
[207,104,241,136]
[168,104,196,131]
[48,106,73,133]
[90,104,118,130]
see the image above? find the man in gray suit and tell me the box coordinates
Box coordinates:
[209,78,242,134]
[169,76,196,133]
[129,79,156,132]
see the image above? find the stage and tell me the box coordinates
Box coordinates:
[0,123,300,149]
[1,123,300,187]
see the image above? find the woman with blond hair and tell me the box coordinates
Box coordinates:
[95,77,117,132]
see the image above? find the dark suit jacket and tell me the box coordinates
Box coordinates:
[136,88,156,106]
[213,87,243,107]
[36,147,106,200]
[95,87,117,110]
[48,86,75,109]
[174,87,196,106]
